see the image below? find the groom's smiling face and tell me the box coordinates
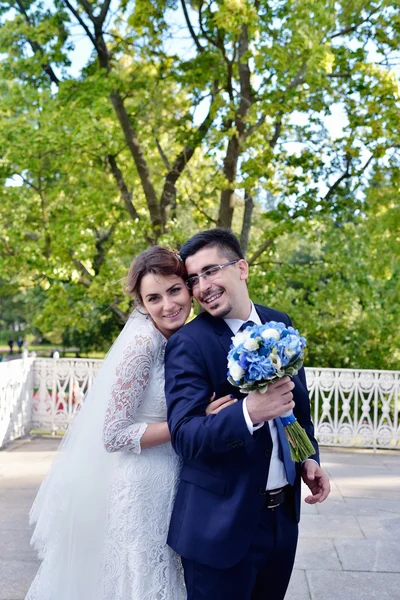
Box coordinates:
[185,246,249,319]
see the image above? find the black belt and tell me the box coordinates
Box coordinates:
[264,485,291,509]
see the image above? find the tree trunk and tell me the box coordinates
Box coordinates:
[110,92,162,238]
[217,135,240,228]
[240,192,254,256]
[218,25,253,230]
[159,106,215,228]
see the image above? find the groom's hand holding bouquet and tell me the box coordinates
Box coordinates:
[246,376,296,426]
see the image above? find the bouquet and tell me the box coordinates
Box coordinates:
[227,321,315,462]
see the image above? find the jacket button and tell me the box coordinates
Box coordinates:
[264,448,272,458]
[258,487,266,496]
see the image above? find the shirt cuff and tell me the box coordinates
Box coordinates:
[302,458,319,466]
[242,396,265,435]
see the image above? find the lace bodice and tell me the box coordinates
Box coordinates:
[103,312,167,454]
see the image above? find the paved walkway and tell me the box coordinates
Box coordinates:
[1,438,399,600]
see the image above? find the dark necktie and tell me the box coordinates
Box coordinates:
[275,414,296,485]
[238,320,255,332]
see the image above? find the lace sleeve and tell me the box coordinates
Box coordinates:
[103,330,155,454]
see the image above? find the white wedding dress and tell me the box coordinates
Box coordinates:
[26,311,186,600]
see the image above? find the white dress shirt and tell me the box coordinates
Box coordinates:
[224,302,288,490]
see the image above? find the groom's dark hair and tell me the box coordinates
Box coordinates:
[180,228,245,263]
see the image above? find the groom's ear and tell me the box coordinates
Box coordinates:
[237,259,249,281]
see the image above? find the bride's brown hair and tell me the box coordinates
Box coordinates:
[126,246,187,304]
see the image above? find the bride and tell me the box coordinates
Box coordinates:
[26,246,235,600]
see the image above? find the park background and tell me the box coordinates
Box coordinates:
[1,0,399,369]
[1,4,400,599]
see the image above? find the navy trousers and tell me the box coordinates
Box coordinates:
[181,497,298,600]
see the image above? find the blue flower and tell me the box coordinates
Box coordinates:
[227,321,306,388]
[247,356,276,380]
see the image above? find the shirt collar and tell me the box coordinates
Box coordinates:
[223,302,261,334]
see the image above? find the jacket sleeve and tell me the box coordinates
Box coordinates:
[165,331,253,459]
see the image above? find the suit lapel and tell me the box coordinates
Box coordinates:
[255,305,275,325]
[207,314,235,356]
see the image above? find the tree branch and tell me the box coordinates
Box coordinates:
[62,0,97,46]
[237,25,253,125]
[97,0,112,26]
[244,61,306,143]
[160,101,215,226]
[110,91,161,235]
[218,24,254,228]
[93,225,115,275]
[68,250,93,286]
[110,299,129,323]
[198,1,220,50]
[108,154,140,221]
[186,194,218,225]
[322,153,374,205]
[323,155,352,202]
[247,238,274,267]
[153,134,171,170]
[0,237,14,255]
[269,120,282,148]
[15,172,40,193]
[25,233,40,241]
[286,62,307,90]
[329,7,381,40]
[181,0,204,53]
[64,4,159,236]
[240,191,254,257]
[244,115,265,140]
[15,0,60,85]
[77,0,95,22]
[327,72,352,78]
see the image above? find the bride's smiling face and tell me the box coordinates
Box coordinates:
[140,273,191,338]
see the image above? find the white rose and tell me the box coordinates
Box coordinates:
[231,331,250,347]
[270,353,282,371]
[244,337,259,351]
[285,347,295,357]
[261,328,280,341]
[229,362,245,381]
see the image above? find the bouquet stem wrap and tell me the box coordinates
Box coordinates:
[280,410,316,463]
[227,321,315,463]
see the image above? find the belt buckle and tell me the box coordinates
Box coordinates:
[266,487,283,509]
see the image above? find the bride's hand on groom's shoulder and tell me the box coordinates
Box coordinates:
[206,393,238,415]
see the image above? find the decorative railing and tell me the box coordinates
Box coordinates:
[1,359,399,449]
[308,368,400,449]
[0,357,35,448]
[31,358,102,433]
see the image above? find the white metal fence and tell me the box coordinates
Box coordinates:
[31,357,102,433]
[0,357,35,448]
[308,368,400,449]
[1,359,399,450]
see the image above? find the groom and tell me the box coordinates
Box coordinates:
[165,229,330,599]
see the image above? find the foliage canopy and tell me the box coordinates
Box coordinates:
[1,0,399,367]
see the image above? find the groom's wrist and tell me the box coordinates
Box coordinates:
[242,397,264,434]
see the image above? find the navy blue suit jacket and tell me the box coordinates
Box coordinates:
[165,304,319,569]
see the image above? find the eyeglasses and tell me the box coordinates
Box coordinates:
[185,260,239,290]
